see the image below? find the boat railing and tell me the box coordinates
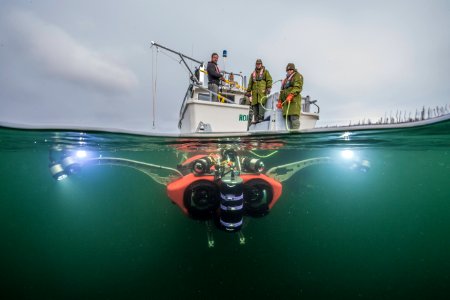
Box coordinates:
[302,95,320,114]
[222,71,246,90]
[192,83,248,105]
[194,84,237,104]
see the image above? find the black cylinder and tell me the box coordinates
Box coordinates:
[61,156,81,175]
[49,163,67,181]
[191,157,213,175]
[241,157,265,173]
[243,179,273,217]
[183,180,219,219]
[218,175,244,232]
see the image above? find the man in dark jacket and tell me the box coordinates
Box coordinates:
[207,53,225,102]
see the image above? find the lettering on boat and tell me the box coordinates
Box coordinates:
[239,114,250,121]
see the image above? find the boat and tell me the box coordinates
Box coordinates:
[1,42,448,137]
[151,42,320,135]
[151,42,450,138]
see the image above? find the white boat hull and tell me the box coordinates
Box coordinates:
[179,88,319,134]
[180,100,250,133]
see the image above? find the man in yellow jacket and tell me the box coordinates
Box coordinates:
[277,63,303,129]
[246,59,272,123]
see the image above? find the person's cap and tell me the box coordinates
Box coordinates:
[286,63,296,71]
[256,59,263,64]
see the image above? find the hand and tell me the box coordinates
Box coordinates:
[276,100,283,109]
[245,92,252,98]
[286,93,294,103]
[266,88,271,95]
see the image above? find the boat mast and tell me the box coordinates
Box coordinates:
[150,41,203,84]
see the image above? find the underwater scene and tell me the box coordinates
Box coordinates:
[1,120,449,299]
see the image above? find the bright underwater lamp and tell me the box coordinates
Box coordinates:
[341,150,354,159]
[76,150,87,158]
[338,149,371,173]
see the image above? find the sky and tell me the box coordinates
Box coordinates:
[0,0,449,133]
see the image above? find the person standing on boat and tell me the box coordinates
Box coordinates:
[207,53,225,102]
[246,59,273,123]
[277,63,303,129]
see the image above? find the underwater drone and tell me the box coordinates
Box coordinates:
[49,147,369,247]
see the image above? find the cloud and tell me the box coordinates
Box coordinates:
[264,16,415,95]
[5,10,139,94]
[254,8,450,124]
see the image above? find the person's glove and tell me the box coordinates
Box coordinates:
[245,92,252,98]
[276,100,283,109]
[265,88,271,95]
[286,93,294,103]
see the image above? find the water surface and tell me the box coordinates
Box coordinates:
[1,121,449,299]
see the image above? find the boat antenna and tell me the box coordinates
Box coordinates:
[150,41,203,84]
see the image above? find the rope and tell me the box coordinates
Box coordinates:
[249,150,278,158]
[200,69,246,92]
[258,94,272,111]
[251,80,283,112]
[285,100,292,131]
[151,47,159,129]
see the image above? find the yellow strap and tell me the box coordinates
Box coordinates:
[218,94,226,103]
[224,79,245,91]
[201,70,245,92]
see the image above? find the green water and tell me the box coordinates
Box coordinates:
[1,122,449,299]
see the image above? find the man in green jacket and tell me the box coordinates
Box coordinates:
[277,63,303,129]
[246,59,272,123]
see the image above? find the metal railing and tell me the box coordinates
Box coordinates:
[302,95,320,114]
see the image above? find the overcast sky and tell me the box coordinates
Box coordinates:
[1,0,449,133]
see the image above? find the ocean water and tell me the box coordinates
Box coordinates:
[1,121,449,299]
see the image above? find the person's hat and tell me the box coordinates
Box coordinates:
[286,63,296,71]
[256,59,263,64]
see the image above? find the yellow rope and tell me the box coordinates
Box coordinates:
[249,150,279,158]
[200,69,246,92]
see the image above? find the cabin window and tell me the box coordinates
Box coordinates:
[198,93,210,101]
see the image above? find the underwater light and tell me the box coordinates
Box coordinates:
[76,150,87,158]
[341,150,354,159]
